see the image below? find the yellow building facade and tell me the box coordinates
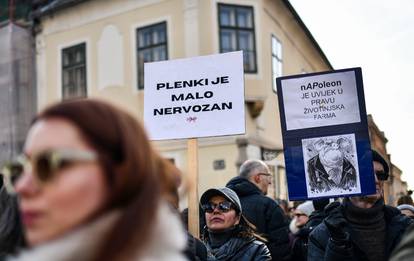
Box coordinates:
[33,0,332,206]
[367,115,408,205]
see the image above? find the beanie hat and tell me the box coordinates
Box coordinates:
[296,201,315,217]
[397,204,414,214]
[200,187,242,214]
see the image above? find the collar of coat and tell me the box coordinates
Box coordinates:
[207,236,255,260]
[226,176,263,197]
[8,202,187,261]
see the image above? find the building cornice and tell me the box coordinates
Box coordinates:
[32,0,89,18]
[367,114,388,144]
[281,0,333,70]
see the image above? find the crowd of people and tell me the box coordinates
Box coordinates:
[0,98,413,260]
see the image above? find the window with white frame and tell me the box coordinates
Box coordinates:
[136,22,168,89]
[62,43,87,99]
[271,35,282,92]
[218,4,257,73]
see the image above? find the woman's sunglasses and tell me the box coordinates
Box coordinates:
[202,201,233,213]
[2,149,97,194]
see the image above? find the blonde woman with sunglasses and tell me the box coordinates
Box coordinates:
[3,99,186,261]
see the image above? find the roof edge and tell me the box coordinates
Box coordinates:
[281,0,334,70]
[32,0,89,19]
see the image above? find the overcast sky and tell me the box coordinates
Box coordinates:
[289,0,414,189]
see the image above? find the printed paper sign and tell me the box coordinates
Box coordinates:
[302,134,361,198]
[281,71,361,130]
[144,51,245,140]
[276,68,375,200]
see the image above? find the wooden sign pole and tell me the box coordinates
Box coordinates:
[187,138,200,238]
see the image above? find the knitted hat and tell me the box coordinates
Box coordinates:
[371,150,389,179]
[296,201,315,217]
[397,204,414,214]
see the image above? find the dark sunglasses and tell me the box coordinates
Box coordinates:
[375,170,388,181]
[202,201,234,213]
[294,213,307,218]
[2,149,97,194]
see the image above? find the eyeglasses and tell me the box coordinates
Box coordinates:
[375,170,388,181]
[257,172,272,177]
[2,149,97,194]
[202,201,234,213]
[294,213,307,218]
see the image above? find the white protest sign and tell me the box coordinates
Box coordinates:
[281,70,361,130]
[144,51,245,140]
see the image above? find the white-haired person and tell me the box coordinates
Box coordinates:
[289,201,315,261]
[397,204,414,219]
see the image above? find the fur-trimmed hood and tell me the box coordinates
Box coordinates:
[8,202,187,261]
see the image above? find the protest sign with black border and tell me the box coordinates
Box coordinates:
[144,51,245,140]
[143,51,245,237]
[276,67,375,200]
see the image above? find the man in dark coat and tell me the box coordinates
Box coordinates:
[226,159,290,260]
[308,150,413,261]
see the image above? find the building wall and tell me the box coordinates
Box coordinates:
[391,164,407,206]
[35,0,331,199]
[367,115,408,205]
[36,0,186,117]
[0,23,36,163]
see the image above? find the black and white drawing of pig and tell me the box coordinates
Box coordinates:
[306,136,357,194]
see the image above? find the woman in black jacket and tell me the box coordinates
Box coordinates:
[0,174,25,259]
[200,187,271,261]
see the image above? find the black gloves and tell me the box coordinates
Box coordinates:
[323,202,349,244]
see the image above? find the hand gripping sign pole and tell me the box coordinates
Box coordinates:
[144,51,245,238]
[187,138,199,237]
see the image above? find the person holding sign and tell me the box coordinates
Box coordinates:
[308,150,412,261]
[200,187,271,260]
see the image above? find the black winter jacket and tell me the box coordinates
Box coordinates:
[206,236,271,261]
[226,177,290,260]
[0,186,25,259]
[305,208,327,231]
[184,231,208,261]
[308,201,413,261]
[287,209,327,261]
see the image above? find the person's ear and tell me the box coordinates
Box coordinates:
[253,174,260,184]
[234,214,241,225]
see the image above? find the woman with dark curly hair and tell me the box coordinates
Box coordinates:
[200,187,271,260]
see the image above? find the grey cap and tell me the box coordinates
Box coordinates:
[200,187,242,214]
